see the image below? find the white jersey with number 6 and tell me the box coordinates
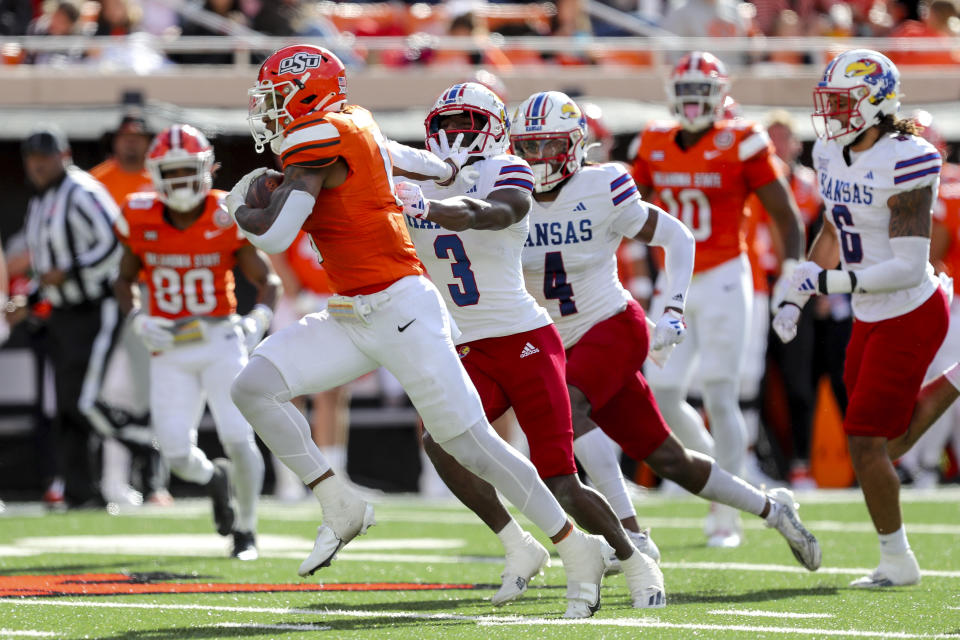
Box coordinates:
[813,133,941,322]
[404,154,552,343]
[521,163,651,348]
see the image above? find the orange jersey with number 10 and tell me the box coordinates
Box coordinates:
[631,119,781,273]
[115,190,247,319]
[277,105,423,296]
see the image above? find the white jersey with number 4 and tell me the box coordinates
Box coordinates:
[404,154,552,343]
[813,134,941,322]
[522,163,651,348]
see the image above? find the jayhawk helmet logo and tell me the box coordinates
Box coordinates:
[844,58,897,105]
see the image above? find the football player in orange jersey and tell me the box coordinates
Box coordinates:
[631,51,805,547]
[227,45,613,618]
[113,124,279,560]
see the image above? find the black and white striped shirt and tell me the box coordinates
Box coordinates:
[25,166,121,308]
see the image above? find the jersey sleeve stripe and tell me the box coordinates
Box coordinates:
[285,116,330,136]
[287,156,339,168]
[281,124,341,154]
[499,164,533,175]
[738,131,771,161]
[612,185,638,205]
[895,152,941,170]
[610,173,631,190]
[280,139,341,164]
[493,178,534,190]
[893,166,941,185]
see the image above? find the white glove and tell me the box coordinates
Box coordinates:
[648,343,675,369]
[239,304,273,353]
[396,181,429,219]
[939,271,954,306]
[130,311,175,351]
[225,167,269,220]
[770,258,797,314]
[651,309,686,351]
[772,303,802,343]
[427,130,469,173]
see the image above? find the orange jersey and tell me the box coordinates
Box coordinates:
[934,174,960,295]
[286,231,332,295]
[115,190,247,319]
[89,158,153,208]
[278,105,423,295]
[631,119,781,273]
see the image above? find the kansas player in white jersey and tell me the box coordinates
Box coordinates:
[394,82,665,613]
[514,91,822,573]
[774,49,960,587]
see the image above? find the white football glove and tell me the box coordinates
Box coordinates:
[769,258,797,314]
[239,304,273,353]
[427,130,470,173]
[130,311,175,352]
[396,181,429,219]
[225,167,269,220]
[651,309,686,351]
[772,303,802,343]
[648,343,675,369]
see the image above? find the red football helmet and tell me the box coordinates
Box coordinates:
[666,52,730,132]
[248,45,347,154]
[145,124,214,212]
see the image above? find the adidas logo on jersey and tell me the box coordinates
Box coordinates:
[520,342,540,358]
[467,184,478,194]
[864,170,874,180]
[574,202,587,212]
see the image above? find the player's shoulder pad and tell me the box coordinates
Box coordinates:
[883,133,942,189]
[645,119,678,133]
[278,113,342,157]
[116,192,159,239]
[733,120,773,161]
[811,137,829,171]
[592,162,639,206]
[486,154,535,192]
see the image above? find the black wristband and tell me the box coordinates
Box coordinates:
[817,269,828,294]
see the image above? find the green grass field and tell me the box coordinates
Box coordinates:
[1,488,959,639]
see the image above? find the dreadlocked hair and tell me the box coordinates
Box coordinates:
[876,114,921,137]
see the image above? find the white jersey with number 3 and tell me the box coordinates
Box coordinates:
[813,134,941,322]
[404,154,551,343]
[521,163,651,348]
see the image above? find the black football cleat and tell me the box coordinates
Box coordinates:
[208,458,237,536]
[231,530,258,561]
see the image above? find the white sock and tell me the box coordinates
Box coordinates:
[573,429,636,521]
[496,518,525,552]
[168,447,215,485]
[944,363,960,392]
[223,438,265,533]
[879,526,910,556]
[698,460,767,516]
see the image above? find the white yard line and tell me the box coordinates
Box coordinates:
[3,600,958,639]
[0,630,57,637]
[215,622,331,631]
[707,609,834,619]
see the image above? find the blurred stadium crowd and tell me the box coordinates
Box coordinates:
[1,0,960,69]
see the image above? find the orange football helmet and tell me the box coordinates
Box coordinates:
[145,124,214,212]
[666,51,730,132]
[248,45,347,154]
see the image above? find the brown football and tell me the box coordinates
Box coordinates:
[245,169,284,208]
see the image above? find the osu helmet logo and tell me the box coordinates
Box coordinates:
[278,52,323,75]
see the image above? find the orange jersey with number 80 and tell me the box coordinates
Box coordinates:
[115,190,247,319]
[278,105,423,295]
[631,119,781,273]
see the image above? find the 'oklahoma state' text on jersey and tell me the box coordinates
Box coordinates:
[631,119,781,273]
[115,190,246,319]
[277,105,423,295]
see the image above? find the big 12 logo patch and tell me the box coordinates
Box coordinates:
[278,51,323,75]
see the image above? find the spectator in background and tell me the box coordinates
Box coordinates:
[660,0,751,64]
[95,0,139,35]
[888,0,960,65]
[91,112,154,205]
[26,2,84,65]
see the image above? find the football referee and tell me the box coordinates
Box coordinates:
[21,126,126,507]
